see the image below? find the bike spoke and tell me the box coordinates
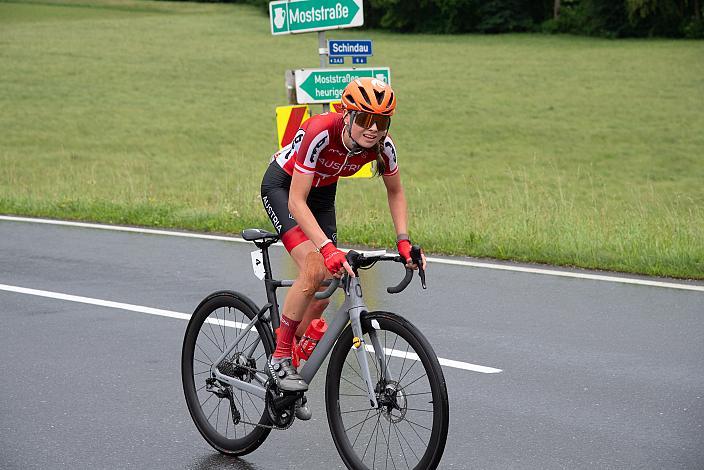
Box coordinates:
[345,408,376,435]
[215,398,221,430]
[344,356,367,384]
[206,318,224,353]
[400,390,432,397]
[394,421,421,464]
[391,422,412,469]
[341,374,369,395]
[241,335,261,356]
[398,359,420,386]
[195,343,216,365]
[404,407,433,413]
[207,398,221,421]
[403,416,433,436]
[218,308,227,351]
[385,332,399,374]
[193,357,212,367]
[373,407,380,467]
[225,402,230,439]
[245,390,263,416]
[398,371,427,392]
[361,412,382,463]
[396,343,411,385]
[340,407,376,415]
[380,416,397,470]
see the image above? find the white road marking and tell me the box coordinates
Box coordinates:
[0,283,502,374]
[1,215,702,292]
[364,345,502,374]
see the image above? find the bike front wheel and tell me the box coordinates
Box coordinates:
[325,311,449,470]
[181,291,275,455]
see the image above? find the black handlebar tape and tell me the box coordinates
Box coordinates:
[314,276,340,300]
[313,250,359,300]
[387,267,413,294]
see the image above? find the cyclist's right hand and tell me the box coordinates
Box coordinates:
[320,242,355,278]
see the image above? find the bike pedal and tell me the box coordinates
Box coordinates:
[295,397,312,421]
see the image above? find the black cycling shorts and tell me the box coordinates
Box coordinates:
[260,162,337,252]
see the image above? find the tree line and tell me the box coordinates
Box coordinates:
[191,0,704,38]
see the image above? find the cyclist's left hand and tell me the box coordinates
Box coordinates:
[397,239,426,271]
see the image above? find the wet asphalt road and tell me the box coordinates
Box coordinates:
[1,219,703,469]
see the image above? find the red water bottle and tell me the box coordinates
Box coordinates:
[294,318,328,365]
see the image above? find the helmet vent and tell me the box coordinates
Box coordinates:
[374,89,386,104]
[359,87,372,106]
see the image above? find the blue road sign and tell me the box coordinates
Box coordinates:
[329,57,345,64]
[328,39,372,57]
[352,56,367,64]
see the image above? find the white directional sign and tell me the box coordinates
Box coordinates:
[294,67,391,104]
[269,0,364,35]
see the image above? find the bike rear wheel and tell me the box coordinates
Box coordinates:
[181,291,275,455]
[325,311,449,470]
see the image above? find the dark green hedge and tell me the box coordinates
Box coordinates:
[182,0,703,38]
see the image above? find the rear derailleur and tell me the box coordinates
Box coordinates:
[205,378,241,425]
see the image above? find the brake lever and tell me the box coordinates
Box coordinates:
[411,245,426,289]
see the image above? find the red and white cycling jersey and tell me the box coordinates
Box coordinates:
[272,112,398,187]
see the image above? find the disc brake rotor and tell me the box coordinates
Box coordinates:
[380,380,407,424]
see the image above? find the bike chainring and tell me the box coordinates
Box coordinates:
[265,381,296,430]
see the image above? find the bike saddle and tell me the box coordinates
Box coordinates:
[241,228,279,242]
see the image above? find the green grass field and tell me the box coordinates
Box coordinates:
[1,0,703,279]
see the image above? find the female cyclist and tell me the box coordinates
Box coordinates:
[260,77,426,394]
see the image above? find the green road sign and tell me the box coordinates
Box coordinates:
[270,0,363,35]
[294,68,391,104]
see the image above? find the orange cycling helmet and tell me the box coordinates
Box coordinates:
[341,77,396,116]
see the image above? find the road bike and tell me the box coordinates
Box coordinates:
[181,228,449,469]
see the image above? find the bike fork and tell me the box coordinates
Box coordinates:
[349,306,379,409]
[346,277,391,409]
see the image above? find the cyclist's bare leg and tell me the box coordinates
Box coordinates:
[268,241,328,391]
[284,241,330,336]
[296,294,327,338]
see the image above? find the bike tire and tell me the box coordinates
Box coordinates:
[181,291,275,456]
[325,311,449,470]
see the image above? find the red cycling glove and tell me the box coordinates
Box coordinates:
[320,242,347,275]
[397,239,412,263]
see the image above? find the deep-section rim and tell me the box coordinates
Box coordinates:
[325,310,449,469]
[181,291,275,455]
